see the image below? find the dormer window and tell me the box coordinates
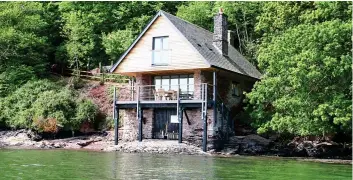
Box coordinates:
[152,36,169,65]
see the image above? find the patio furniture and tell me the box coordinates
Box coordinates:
[155,88,165,100]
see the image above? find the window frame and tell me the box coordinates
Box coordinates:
[231,81,241,97]
[153,74,194,94]
[152,36,169,66]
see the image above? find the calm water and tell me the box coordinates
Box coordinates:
[0,149,351,180]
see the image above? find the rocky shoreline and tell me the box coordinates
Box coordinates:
[0,130,351,164]
[0,130,207,154]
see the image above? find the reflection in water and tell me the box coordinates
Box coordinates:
[111,153,216,179]
[0,149,351,180]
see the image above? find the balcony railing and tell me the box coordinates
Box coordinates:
[114,83,213,102]
[152,49,171,66]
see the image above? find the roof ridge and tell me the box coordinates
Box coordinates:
[160,10,214,36]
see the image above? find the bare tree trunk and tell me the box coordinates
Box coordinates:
[243,12,249,43]
[235,23,243,54]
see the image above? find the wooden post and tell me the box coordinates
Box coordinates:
[102,70,105,83]
[99,62,103,82]
[213,71,217,126]
[113,87,118,145]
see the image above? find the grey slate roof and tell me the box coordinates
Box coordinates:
[110,10,262,80]
[161,11,261,79]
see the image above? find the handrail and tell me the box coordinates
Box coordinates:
[216,93,230,111]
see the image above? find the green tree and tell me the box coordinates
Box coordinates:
[60,9,95,69]
[177,2,215,31]
[246,2,352,136]
[0,2,48,73]
[0,65,36,97]
[102,30,134,61]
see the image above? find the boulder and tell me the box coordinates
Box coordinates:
[242,134,271,146]
[27,130,42,141]
[224,134,272,155]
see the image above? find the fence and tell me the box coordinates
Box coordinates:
[64,69,130,83]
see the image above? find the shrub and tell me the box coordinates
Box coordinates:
[74,98,98,128]
[32,117,59,133]
[1,79,59,128]
[0,65,36,97]
[0,78,104,134]
[32,89,76,130]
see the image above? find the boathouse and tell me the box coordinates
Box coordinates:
[110,9,261,151]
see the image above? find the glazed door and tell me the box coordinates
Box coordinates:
[153,108,178,139]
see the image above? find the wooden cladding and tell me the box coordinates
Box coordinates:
[114,16,210,74]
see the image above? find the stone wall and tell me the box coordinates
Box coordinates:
[142,109,153,139]
[121,109,138,141]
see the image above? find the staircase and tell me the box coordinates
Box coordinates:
[214,94,234,140]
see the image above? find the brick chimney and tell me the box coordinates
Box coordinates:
[213,8,228,56]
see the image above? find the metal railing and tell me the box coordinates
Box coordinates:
[114,83,213,102]
[152,49,171,65]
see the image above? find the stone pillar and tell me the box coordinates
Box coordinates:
[142,109,154,139]
[136,73,152,100]
[122,109,138,141]
[193,70,202,100]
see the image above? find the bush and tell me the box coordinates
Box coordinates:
[33,117,59,133]
[0,65,36,97]
[32,89,76,131]
[0,79,59,128]
[67,76,85,89]
[0,78,101,134]
[75,98,98,128]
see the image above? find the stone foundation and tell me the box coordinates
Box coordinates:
[120,107,221,150]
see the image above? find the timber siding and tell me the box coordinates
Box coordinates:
[114,16,209,74]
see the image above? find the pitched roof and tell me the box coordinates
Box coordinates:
[110,10,262,80]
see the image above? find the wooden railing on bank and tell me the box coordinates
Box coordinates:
[62,69,130,83]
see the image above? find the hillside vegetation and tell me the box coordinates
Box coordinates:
[0,2,351,138]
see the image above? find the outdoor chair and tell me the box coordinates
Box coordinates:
[155,88,165,100]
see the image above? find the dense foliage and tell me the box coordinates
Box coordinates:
[246,2,352,136]
[0,2,351,138]
[0,79,98,132]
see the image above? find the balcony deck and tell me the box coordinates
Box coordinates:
[116,99,213,109]
[114,83,213,109]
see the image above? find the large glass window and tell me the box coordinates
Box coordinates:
[152,36,169,65]
[161,76,169,90]
[170,76,179,91]
[154,75,194,95]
